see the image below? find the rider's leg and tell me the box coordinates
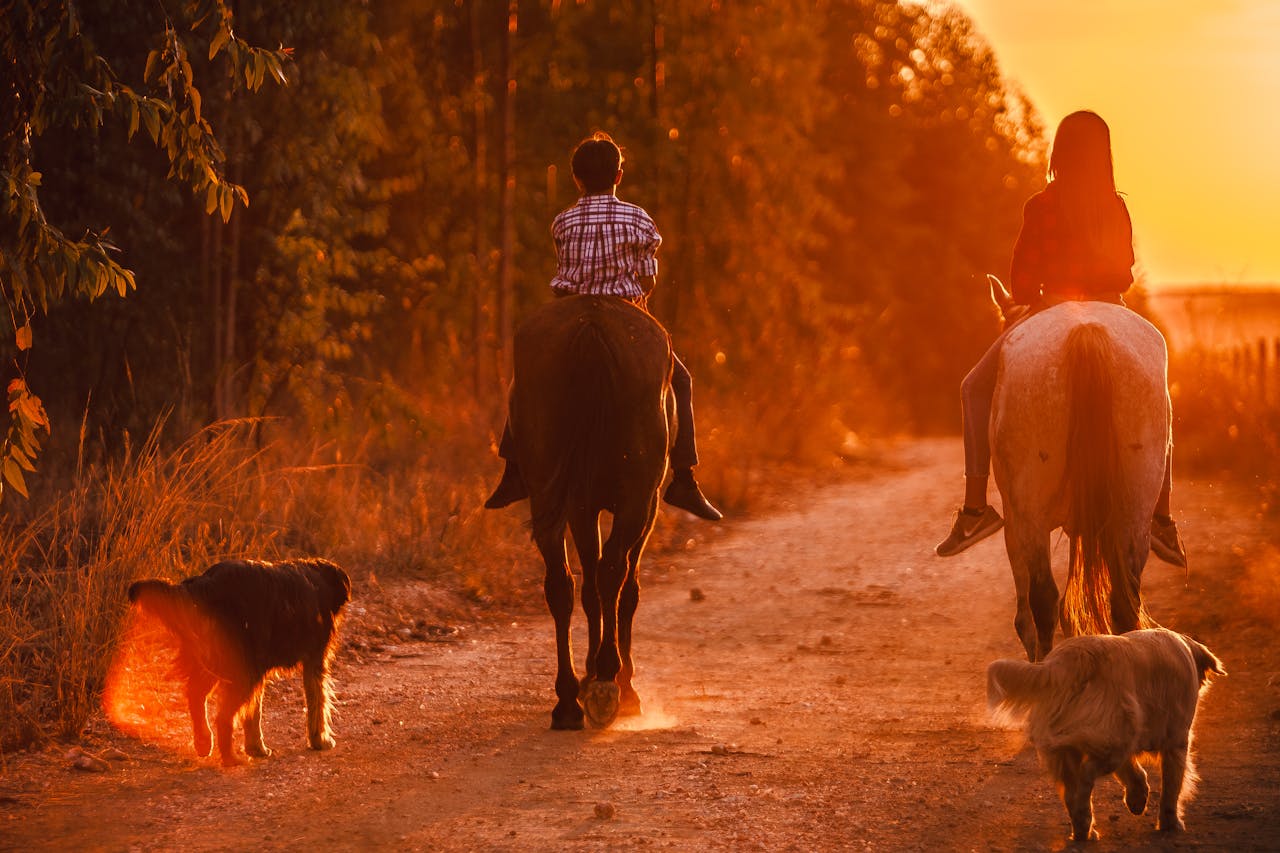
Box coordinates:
[937,335,1006,556]
[662,354,722,521]
[485,421,528,508]
[1151,446,1187,567]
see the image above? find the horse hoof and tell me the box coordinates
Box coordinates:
[583,681,620,728]
[550,711,585,731]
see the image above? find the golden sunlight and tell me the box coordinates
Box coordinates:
[102,612,194,755]
[946,0,1280,286]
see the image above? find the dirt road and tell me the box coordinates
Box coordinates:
[3,438,1278,851]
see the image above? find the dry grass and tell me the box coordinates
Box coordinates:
[0,414,529,752]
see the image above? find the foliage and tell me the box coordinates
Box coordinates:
[0,0,289,497]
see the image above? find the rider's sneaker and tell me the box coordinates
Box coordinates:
[1150,515,1188,568]
[663,470,723,521]
[484,462,528,509]
[935,505,1004,556]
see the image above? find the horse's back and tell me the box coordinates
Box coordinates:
[992,302,1169,525]
[512,295,673,529]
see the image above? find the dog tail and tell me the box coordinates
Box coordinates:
[987,658,1060,723]
[1183,635,1225,686]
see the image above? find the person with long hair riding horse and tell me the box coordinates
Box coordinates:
[486,132,721,521]
[935,110,1186,567]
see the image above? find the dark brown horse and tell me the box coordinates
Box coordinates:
[509,294,674,729]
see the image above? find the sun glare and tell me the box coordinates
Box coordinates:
[102,612,194,754]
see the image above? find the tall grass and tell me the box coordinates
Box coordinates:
[0,415,527,752]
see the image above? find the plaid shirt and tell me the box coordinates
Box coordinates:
[1010,185,1134,305]
[549,193,661,300]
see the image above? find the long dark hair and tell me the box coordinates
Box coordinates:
[1048,111,1130,263]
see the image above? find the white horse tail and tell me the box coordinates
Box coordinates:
[1060,322,1146,636]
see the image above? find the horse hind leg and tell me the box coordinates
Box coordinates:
[582,504,652,728]
[1006,523,1055,661]
[537,526,583,731]
[1028,542,1058,658]
[616,496,660,718]
[569,510,603,695]
[1109,531,1148,633]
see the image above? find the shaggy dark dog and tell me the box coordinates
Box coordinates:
[988,628,1223,842]
[128,558,350,766]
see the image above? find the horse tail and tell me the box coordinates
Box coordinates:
[1059,322,1146,636]
[528,318,618,540]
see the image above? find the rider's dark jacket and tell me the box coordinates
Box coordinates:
[1009,182,1135,306]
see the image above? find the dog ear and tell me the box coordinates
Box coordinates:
[310,559,351,613]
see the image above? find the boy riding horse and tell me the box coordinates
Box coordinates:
[486,132,721,522]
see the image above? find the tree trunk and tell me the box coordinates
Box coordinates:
[497,0,517,384]
[470,0,492,398]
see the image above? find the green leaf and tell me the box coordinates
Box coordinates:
[209,26,230,61]
[9,443,35,473]
[15,391,49,431]
[206,182,219,215]
[268,56,287,86]
[219,184,232,222]
[125,98,140,139]
[144,49,161,83]
[141,100,161,143]
[3,458,29,499]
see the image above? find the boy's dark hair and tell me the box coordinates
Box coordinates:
[571,132,623,194]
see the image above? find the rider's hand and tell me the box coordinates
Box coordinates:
[1004,303,1031,326]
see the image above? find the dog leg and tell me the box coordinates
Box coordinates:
[243,689,272,758]
[1115,756,1149,815]
[1059,750,1100,842]
[1158,745,1189,831]
[185,669,216,758]
[303,659,336,751]
[214,681,252,767]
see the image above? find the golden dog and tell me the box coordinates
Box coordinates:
[988,628,1223,842]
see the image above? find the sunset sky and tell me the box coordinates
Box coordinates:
[946,0,1280,288]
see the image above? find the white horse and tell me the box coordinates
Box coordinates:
[990,278,1170,662]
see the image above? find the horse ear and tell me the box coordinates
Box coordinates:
[988,274,1015,319]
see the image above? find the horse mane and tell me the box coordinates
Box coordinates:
[1060,322,1149,636]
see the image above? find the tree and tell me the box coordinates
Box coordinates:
[0,0,289,499]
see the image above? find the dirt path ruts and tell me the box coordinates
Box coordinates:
[3,438,1278,851]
